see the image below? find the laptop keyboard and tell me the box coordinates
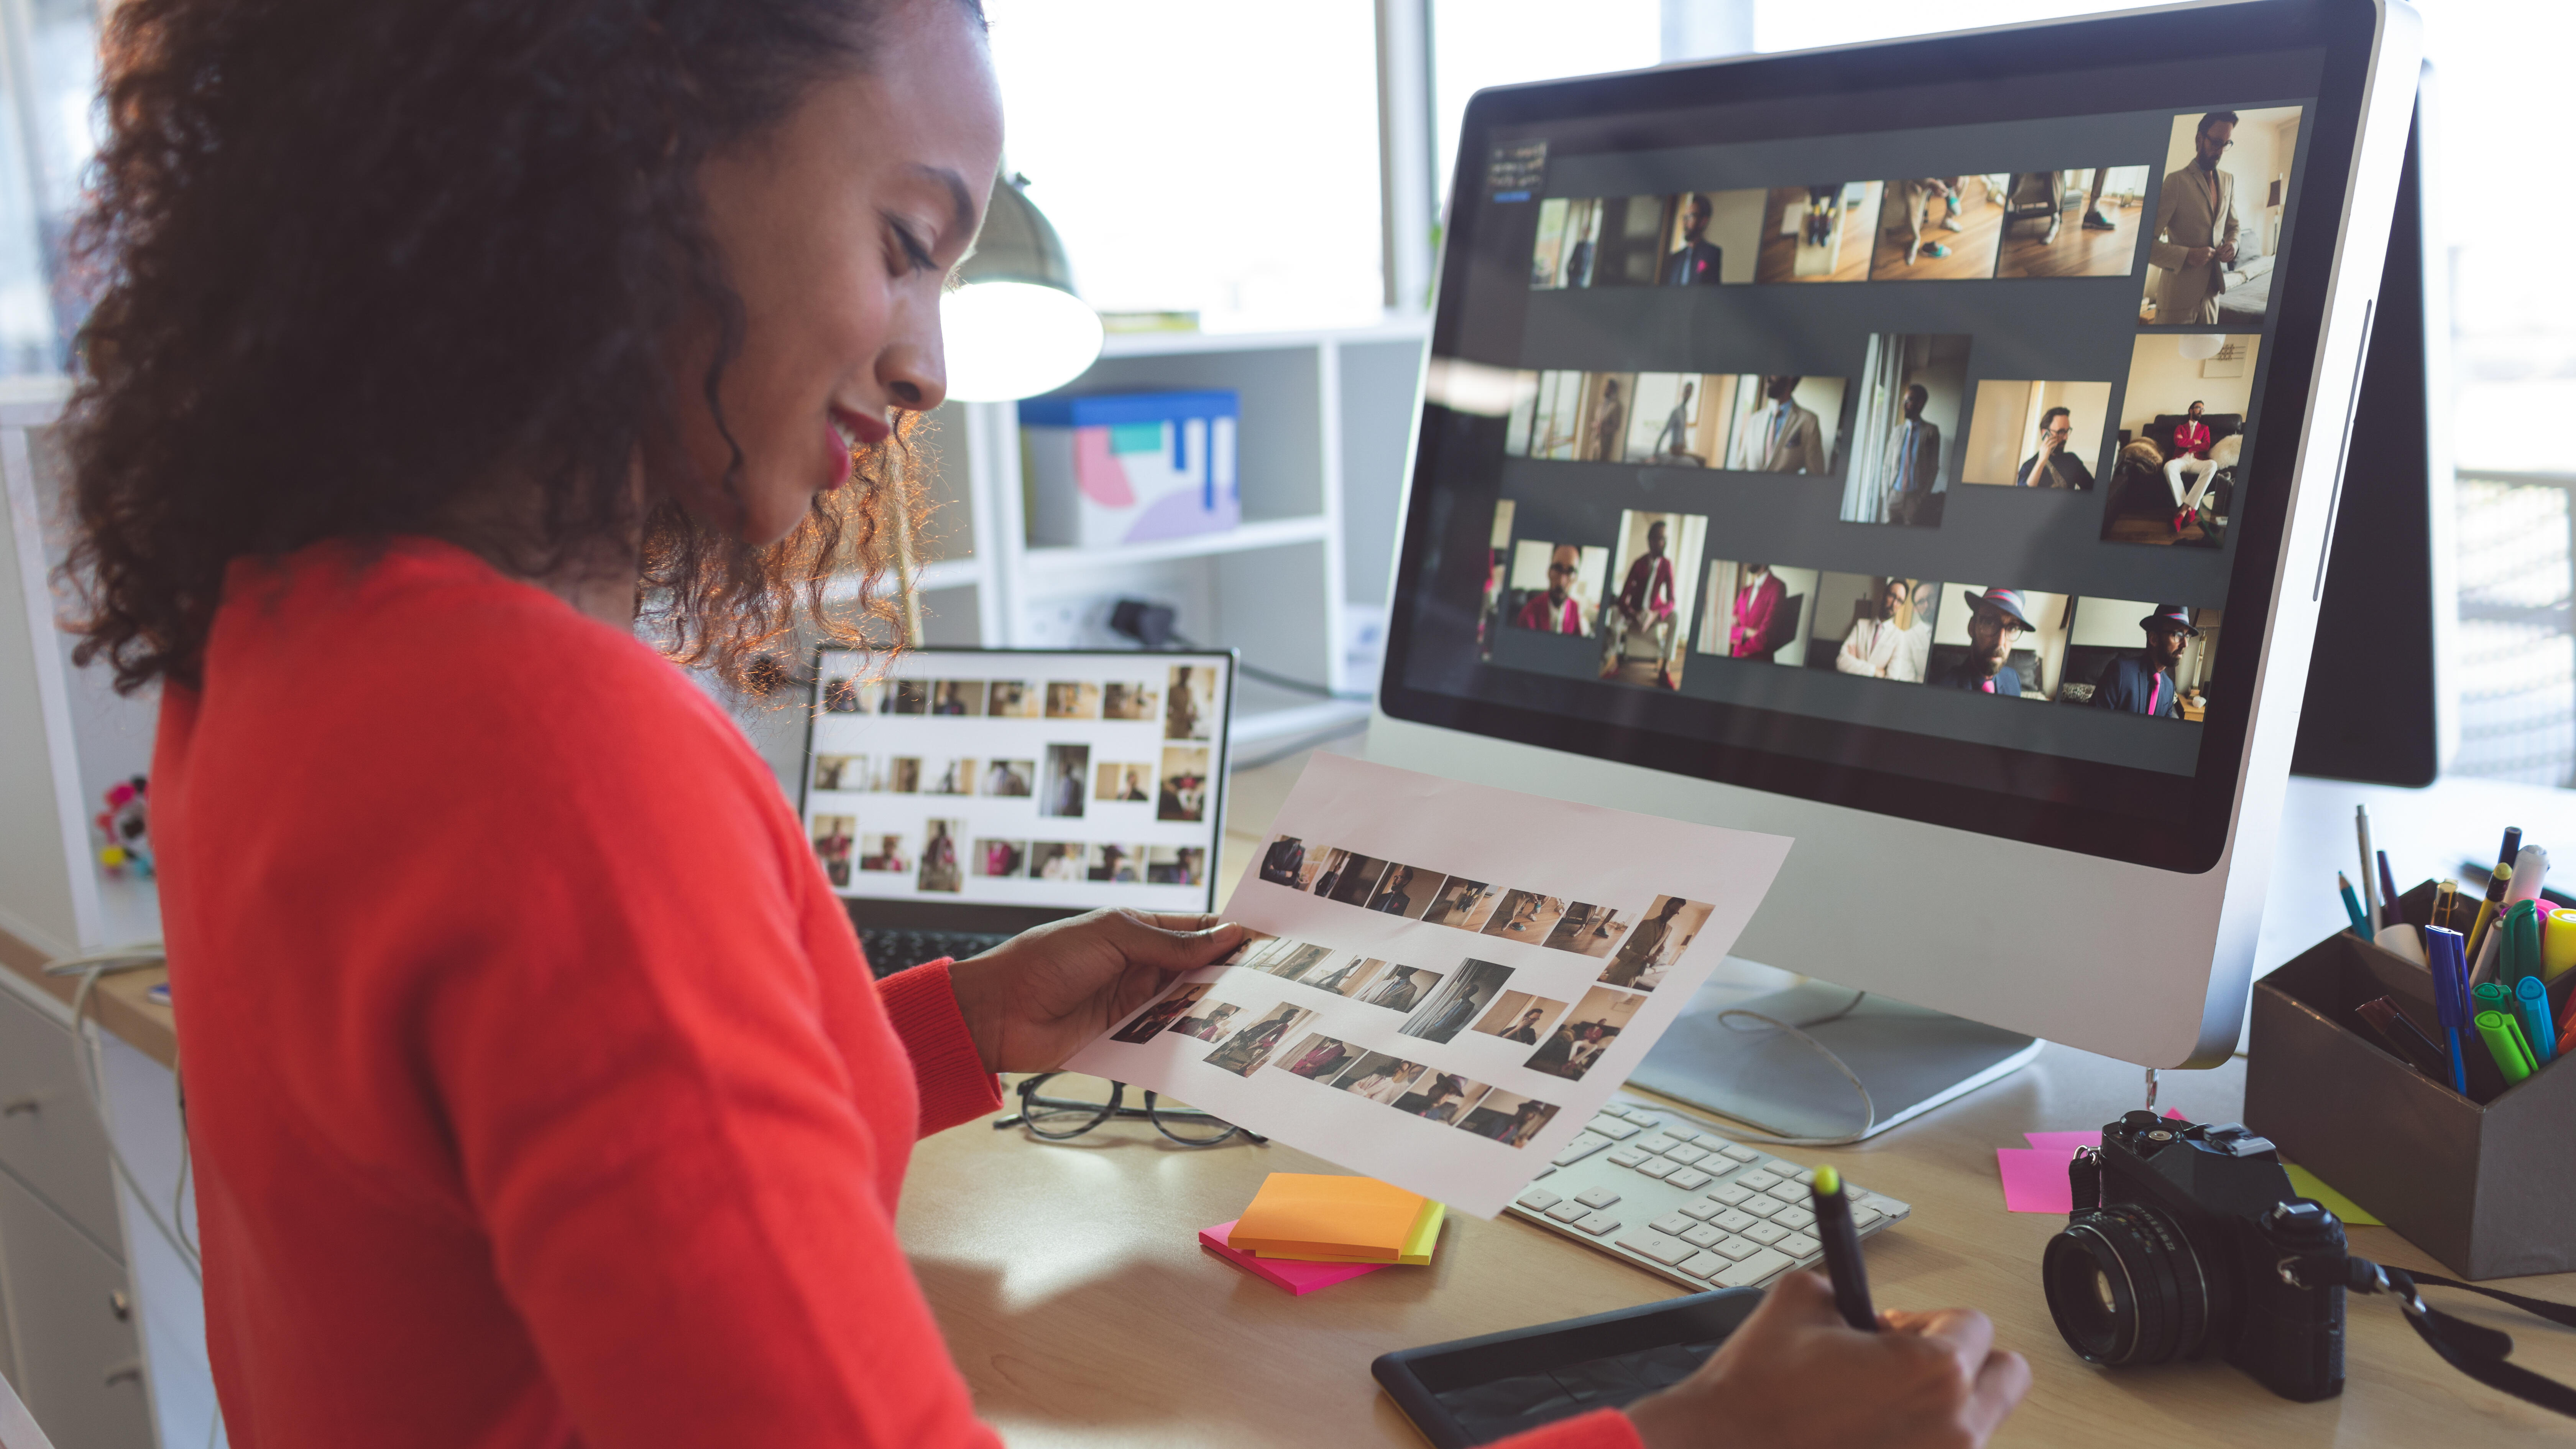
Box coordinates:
[856,929,1010,978]
[1510,1094,1909,1290]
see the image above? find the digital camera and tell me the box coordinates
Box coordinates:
[2040,1111,2347,1401]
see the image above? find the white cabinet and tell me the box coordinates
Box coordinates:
[0,1171,154,1449]
[902,321,1427,752]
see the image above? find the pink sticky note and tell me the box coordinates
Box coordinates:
[1199,1220,1387,1295]
[1996,1148,2077,1214]
[2022,1131,2099,1153]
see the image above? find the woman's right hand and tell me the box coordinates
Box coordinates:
[1625,1273,2031,1449]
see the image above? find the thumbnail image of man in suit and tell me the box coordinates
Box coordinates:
[1882,383,1942,525]
[1650,380,1696,457]
[1663,192,1723,285]
[1728,564,1786,660]
[2150,111,2242,324]
[1365,966,1429,1013]
[1598,521,1679,687]
[1258,836,1304,887]
[1601,897,1684,987]
[1585,377,1626,462]
[1932,588,2035,694]
[1514,546,1587,633]
[1732,376,1826,474]
[1500,1007,1546,1045]
[2017,406,2095,489]
[1836,577,1922,681]
[2091,604,2197,717]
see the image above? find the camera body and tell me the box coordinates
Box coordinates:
[2042,1110,2346,1401]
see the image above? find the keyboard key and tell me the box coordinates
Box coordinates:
[1586,1117,1642,1140]
[1678,1252,1728,1280]
[1623,1233,1698,1267]
[1792,1169,1817,1185]
[1576,1212,1620,1236]
[1607,1148,1650,1168]
[1576,1187,1622,1209]
[1711,1235,1760,1260]
[1678,1199,1722,1222]
[1624,1112,1665,1128]
[1745,1221,1789,1246]
[1765,1160,1805,1177]
[1637,1159,1679,1180]
[1779,1233,1821,1259]
[1774,1206,1815,1231]
[1661,1127,1699,1143]
[1710,1184,1753,1206]
[1715,1248,1797,1288]
[1713,1209,1756,1234]
[1740,1196,1783,1219]
[1667,1168,1714,1191]
[1517,1189,1562,1212]
[1552,1133,1613,1166]
[1545,1201,1590,1222]
[1719,1144,1762,1163]
[1768,1181,1809,1205]
[1682,1223,1726,1249]
[1664,1145,1709,1166]
[1650,1214,1694,1236]
[1635,1135,1681,1155]
[1737,1170,1782,1192]
[1534,1166,1556,1179]
[1851,1205,1884,1228]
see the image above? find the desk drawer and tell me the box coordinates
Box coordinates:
[0,1173,154,1449]
[0,986,123,1255]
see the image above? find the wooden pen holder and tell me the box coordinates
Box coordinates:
[2246,881,2576,1280]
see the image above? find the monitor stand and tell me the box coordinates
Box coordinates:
[1630,969,2040,1142]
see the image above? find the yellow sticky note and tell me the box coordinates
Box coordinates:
[1286,1202,1448,1265]
[2284,1163,2382,1226]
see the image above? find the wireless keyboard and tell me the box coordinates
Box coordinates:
[1508,1094,1910,1291]
[856,928,1008,978]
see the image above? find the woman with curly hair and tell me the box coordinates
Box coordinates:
[59,1,2025,1445]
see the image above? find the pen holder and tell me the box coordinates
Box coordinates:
[2246,881,2576,1280]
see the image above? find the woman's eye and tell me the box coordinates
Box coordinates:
[886,217,937,275]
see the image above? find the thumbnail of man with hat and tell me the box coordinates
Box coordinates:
[1931,587,2038,694]
[2090,604,2201,717]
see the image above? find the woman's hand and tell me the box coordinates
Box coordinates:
[1625,1272,2030,1449]
[945,910,1245,1073]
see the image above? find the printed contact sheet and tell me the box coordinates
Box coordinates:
[1061,753,1791,1217]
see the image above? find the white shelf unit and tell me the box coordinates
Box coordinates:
[897,319,1428,751]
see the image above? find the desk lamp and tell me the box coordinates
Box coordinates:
[942,171,1102,401]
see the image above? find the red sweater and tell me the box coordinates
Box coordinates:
[155,538,1639,1449]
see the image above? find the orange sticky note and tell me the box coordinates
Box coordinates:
[1229,1173,1428,1261]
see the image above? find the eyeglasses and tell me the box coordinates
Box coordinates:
[994,1072,1267,1147]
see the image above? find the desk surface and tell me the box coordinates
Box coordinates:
[901,1051,2576,1449]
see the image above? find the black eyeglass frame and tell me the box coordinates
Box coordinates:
[993,1072,1268,1148]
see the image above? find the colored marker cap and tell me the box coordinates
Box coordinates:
[1813,1165,1840,1195]
[2548,910,2576,980]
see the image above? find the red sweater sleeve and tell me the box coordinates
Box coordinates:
[876,961,1004,1136]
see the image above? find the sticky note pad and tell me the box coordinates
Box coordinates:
[1199,1220,1387,1295]
[1230,1173,1429,1262]
[1273,1202,1447,1265]
[2283,1164,2383,1226]
[1996,1148,2076,1214]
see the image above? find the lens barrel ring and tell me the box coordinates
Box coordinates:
[2045,1202,2214,1366]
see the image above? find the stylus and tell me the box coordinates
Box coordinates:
[1809,1166,1875,1332]
[2377,850,2404,929]
[2355,806,2380,935]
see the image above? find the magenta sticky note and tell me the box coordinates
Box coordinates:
[2022,1131,2099,1153]
[1199,1219,1386,1295]
[1996,1148,2077,1214]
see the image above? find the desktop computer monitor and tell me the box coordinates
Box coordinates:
[1369,0,2423,1098]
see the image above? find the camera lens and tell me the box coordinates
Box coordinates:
[2043,1204,2215,1366]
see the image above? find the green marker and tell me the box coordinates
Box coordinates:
[2509,900,2544,985]
[2476,1008,2536,1085]
[2473,981,2512,1018]
[1809,1165,1876,1332]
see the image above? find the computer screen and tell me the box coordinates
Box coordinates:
[1381,1,2398,875]
[800,648,1233,915]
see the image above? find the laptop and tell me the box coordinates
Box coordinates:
[801,647,1235,975]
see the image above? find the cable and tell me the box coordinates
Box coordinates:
[1686,990,1881,1149]
[46,942,204,1283]
[1162,630,1370,702]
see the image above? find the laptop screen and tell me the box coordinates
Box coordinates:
[801,648,1233,917]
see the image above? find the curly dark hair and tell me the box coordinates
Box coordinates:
[61,0,975,696]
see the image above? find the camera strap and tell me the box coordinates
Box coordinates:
[2284,1251,2576,1419]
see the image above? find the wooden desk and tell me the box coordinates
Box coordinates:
[900,1050,2576,1447]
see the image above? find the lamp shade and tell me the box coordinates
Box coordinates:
[943,173,1102,402]
[2177,333,2226,361]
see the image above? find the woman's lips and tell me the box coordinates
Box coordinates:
[826,407,891,490]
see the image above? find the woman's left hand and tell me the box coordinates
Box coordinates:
[946,910,1245,1073]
